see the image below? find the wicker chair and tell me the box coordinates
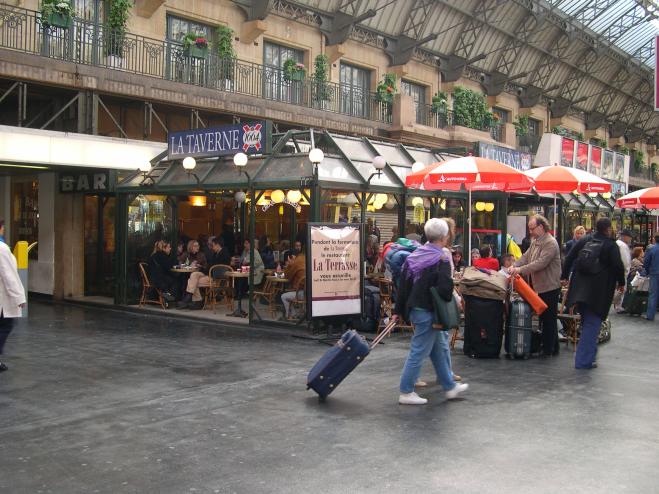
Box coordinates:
[138,262,168,309]
[204,264,234,312]
[288,278,306,320]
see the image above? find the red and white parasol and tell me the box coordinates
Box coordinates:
[616,187,659,209]
[523,164,611,194]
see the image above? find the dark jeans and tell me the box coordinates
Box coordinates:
[539,288,560,355]
[0,313,14,355]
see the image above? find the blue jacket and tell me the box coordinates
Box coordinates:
[643,244,659,276]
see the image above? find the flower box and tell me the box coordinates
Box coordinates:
[184,45,208,59]
[47,12,72,29]
[289,69,305,81]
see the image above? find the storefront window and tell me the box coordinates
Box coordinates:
[11,176,39,259]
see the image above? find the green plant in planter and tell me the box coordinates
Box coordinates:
[39,0,74,29]
[430,91,448,114]
[619,145,630,155]
[106,0,132,58]
[651,163,659,180]
[514,114,529,136]
[215,25,236,80]
[376,73,397,104]
[576,131,585,142]
[633,151,646,171]
[283,58,306,82]
[452,86,489,130]
[183,33,210,59]
[312,54,330,102]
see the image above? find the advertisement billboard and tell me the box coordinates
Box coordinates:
[590,146,602,176]
[576,142,589,171]
[561,137,575,167]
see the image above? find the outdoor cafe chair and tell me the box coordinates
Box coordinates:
[288,278,306,320]
[204,264,234,313]
[138,262,168,310]
[376,278,413,336]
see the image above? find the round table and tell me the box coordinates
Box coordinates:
[171,267,199,273]
[226,271,250,317]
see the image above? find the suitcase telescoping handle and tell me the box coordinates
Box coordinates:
[369,320,398,350]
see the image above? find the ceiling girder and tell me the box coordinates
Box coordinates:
[453,0,506,60]
[400,0,435,39]
[233,0,273,21]
[599,3,651,45]
[571,0,618,28]
[493,12,537,75]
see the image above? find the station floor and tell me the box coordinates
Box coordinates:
[1,301,658,493]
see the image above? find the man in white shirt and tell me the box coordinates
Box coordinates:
[614,229,632,313]
[0,238,26,372]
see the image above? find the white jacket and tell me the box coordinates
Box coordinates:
[616,239,631,276]
[0,242,26,318]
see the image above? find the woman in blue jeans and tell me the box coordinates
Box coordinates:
[393,218,469,405]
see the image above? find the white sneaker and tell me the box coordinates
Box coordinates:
[446,383,469,400]
[415,380,428,387]
[399,392,428,405]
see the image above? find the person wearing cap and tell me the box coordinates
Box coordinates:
[613,229,633,313]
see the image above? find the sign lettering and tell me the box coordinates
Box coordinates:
[477,143,532,171]
[167,121,270,159]
[59,172,112,193]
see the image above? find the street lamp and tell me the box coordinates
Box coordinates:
[368,155,386,182]
[138,161,152,185]
[234,152,250,182]
[234,190,246,203]
[182,156,200,183]
[308,148,324,175]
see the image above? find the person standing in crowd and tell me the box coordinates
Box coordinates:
[643,234,659,321]
[281,242,306,319]
[0,237,26,372]
[613,229,632,313]
[393,218,468,405]
[562,218,624,369]
[565,226,586,256]
[473,245,500,271]
[0,219,5,244]
[509,214,562,357]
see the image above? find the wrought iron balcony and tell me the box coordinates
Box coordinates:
[0,3,391,124]
[416,104,502,141]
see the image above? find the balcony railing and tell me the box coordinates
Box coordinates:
[417,105,502,141]
[0,3,391,123]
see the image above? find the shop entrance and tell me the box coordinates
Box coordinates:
[84,195,116,297]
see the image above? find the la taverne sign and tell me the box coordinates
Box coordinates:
[168,121,271,160]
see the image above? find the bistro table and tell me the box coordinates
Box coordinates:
[170,266,199,300]
[170,267,199,273]
[226,271,249,317]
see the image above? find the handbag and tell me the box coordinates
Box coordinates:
[430,286,460,330]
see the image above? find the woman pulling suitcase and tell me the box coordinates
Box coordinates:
[393,218,469,405]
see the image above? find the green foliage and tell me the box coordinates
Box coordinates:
[215,25,235,80]
[514,114,529,137]
[452,86,490,130]
[619,145,630,155]
[576,131,585,142]
[634,151,646,170]
[376,73,397,104]
[430,91,448,114]
[652,163,659,180]
[39,0,74,27]
[106,0,132,56]
[182,33,209,49]
[312,54,330,102]
[283,58,306,82]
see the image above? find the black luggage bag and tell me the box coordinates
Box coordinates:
[463,295,504,358]
[307,321,395,399]
[506,299,533,359]
[623,288,648,316]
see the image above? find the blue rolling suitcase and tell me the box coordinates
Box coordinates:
[307,321,396,399]
[506,299,533,359]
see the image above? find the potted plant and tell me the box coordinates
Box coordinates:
[283,58,306,82]
[576,131,585,142]
[183,34,209,59]
[376,73,397,104]
[106,0,132,69]
[430,91,448,114]
[312,54,331,104]
[451,86,489,130]
[215,25,236,86]
[39,0,74,29]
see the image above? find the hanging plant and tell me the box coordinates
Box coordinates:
[619,145,630,155]
[430,91,448,114]
[452,86,489,130]
[376,73,397,104]
[183,33,210,59]
[39,0,74,29]
[106,0,132,58]
[513,114,529,137]
[634,151,646,171]
[312,54,330,102]
[215,25,236,81]
[283,58,306,82]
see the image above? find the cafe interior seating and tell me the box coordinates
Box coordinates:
[204,264,235,313]
[138,262,168,310]
[288,278,306,320]
[252,276,279,319]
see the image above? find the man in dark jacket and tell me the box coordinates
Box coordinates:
[561,218,625,369]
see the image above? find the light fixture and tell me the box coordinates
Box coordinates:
[411,161,425,173]
[475,201,486,212]
[189,195,207,207]
[278,204,284,216]
[287,190,302,203]
[412,197,423,207]
[309,148,325,165]
[440,199,447,210]
[375,193,388,204]
[271,189,285,203]
[368,155,387,182]
[602,192,612,199]
[234,191,246,203]
[182,156,196,171]
[233,152,248,167]
[385,197,396,209]
[589,192,598,198]
[484,202,495,212]
[138,161,152,173]
[342,192,358,205]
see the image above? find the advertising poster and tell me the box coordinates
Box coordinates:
[561,138,575,167]
[308,224,362,318]
[602,150,614,179]
[576,142,589,171]
[614,153,625,182]
[590,146,602,176]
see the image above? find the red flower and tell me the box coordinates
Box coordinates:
[195,37,208,47]
[386,86,393,93]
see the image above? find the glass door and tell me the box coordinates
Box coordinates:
[340,63,370,118]
[84,195,116,297]
[263,42,304,104]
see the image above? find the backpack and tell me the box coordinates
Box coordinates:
[577,238,605,275]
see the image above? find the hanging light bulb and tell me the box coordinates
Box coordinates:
[286,190,302,203]
[602,192,611,199]
[484,202,495,212]
[411,161,425,173]
[271,189,285,203]
[412,197,423,207]
[234,191,246,203]
[439,199,446,210]
[475,201,486,212]
[375,193,388,204]
[385,197,396,209]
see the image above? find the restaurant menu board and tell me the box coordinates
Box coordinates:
[576,142,589,171]
[590,146,602,176]
[561,138,575,167]
[602,150,614,179]
[614,153,625,182]
[308,224,362,318]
